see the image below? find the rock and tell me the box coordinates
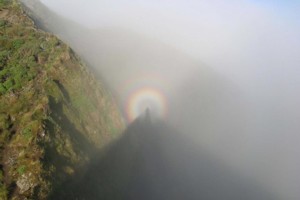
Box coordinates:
[16,173,36,194]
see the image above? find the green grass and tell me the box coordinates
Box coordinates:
[12,39,24,49]
[0,34,39,94]
[17,165,26,175]
[0,170,6,200]
[0,84,7,94]
[0,0,8,7]
[0,1,124,199]
[71,93,96,114]
[22,127,33,141]
[0,114,10,129]
[0,184,7,200]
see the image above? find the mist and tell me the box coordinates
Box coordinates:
[23,0,300,199]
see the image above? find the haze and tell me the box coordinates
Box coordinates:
[33,0,300,199]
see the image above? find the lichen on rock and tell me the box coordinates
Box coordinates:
[16,172,36,194]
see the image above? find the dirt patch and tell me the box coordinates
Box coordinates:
[0,9,9,19]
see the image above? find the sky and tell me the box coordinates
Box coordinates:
[37,0,300,199]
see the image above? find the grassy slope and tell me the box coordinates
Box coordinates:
[0,0,124,199]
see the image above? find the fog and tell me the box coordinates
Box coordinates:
[24,0,300,199]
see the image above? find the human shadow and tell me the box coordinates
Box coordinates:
[50,112,278,200]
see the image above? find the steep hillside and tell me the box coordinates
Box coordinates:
[0,0,123,199]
